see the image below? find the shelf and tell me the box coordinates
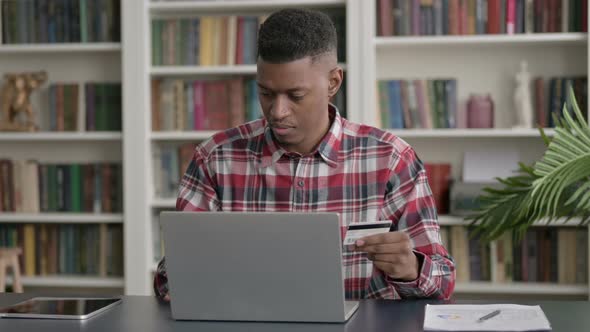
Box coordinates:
[0,213,124,223]
[151,131,218,141]
[151,65,256,76]
[375,33,588,48]
[455,282,589,295]
[0,43,122,54]
[0,132,122,142]
[438,215,587,227]
[151,198,176,209]
[6,276,124,288]
[388,128,555,138]
[149,0,346,13]
[151,63,347,76]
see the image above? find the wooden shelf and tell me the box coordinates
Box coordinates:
[0,132,122,142]
[388,128,555,138]
[6,276,124,288]
[151,131,217,141]
[375,33,587,48]
[0,43,122,53]
[455,282,589,295]
[0,213,124,223]
[149,0,346,13]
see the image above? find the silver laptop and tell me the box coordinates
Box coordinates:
[160,211,359,323]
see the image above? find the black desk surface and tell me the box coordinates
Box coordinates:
[0,294,588,331]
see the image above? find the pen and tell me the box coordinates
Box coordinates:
[477,309,501,323]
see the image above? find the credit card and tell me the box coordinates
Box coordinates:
[343,220,392,246]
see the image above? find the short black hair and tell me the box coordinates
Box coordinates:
[257,9,337,63]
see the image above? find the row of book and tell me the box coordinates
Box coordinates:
[153,143,195,199]
[151,78,260,131]
[534,77,587,128]
[152,16,261,66]
[0,160,123,213]
[443,226,588,284]
[1,0,121,44]
[377,0,588,37]
[151,11,346,66]
[377,79,458,129]
[43,83,122,132]
[0,223,123,277]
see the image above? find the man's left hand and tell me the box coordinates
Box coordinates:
[354,231,419,281]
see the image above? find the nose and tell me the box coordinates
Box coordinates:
[269,95,290,121]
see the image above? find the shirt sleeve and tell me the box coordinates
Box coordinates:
[153,149,220,300]
[368,146,456,300]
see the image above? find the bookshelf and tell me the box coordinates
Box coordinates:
[120,0,590,298]
[119,0,360,295]
[0,0,124,291]
[360,1,589,298]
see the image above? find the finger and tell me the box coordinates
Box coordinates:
[164,294,171,302]
[356,243,410,254]
[355,231,410,247]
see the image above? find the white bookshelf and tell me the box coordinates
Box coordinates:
[119,1,590,298]
[0,4,124,292]
[0,43,122,54]
[121,0,360,295]
[0,132,122,142]
[0,213,124,224]
[359,1,590,299]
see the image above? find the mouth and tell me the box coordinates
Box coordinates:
[271,126,295,136]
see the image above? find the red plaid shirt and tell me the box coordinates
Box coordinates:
[154,106,455,300]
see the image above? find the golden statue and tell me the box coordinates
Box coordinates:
[0,71,48,132]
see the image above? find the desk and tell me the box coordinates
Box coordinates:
[0,294,588,331]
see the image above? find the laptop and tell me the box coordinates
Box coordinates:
[160,211,359,323]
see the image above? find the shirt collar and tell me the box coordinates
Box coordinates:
[258,104,343,168]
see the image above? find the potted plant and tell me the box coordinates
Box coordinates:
[468,88,590,241]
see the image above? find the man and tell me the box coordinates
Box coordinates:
[155,8,455,301]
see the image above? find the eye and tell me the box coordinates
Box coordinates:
[290,94,304,101]
[259,90,272,97]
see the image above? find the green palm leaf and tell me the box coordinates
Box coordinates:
[530,89,590,220]
[468,86,590,242]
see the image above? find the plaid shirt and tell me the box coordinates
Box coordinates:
[154,106,455,300]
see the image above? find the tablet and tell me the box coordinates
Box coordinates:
[0,297,122,320]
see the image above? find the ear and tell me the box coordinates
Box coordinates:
[328,67,343,99]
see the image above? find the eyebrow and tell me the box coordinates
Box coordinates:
[256,83,308,93]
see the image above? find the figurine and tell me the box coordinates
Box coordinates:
[513,61,533,129]
[0,71,48,132]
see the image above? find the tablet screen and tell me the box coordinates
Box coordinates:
[0,298,121,318]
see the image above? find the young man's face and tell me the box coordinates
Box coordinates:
[256,56,342,155]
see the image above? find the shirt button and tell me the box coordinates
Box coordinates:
[298,180,305,187]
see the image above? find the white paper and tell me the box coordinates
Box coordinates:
[463,148,520,183]
[423,304,551,331]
